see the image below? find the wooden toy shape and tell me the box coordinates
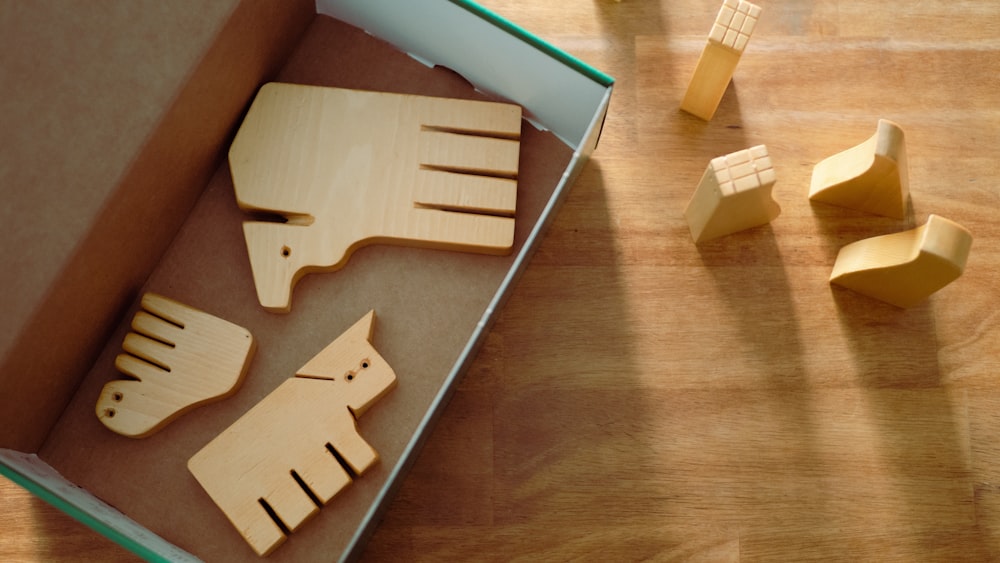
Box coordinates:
[684,144,780,243]
[680,0,761,121]
[809,119,909,219]
[830,214,972,308]
[229,83,523,313]
[188,310,397,557]
[96,293,255,438]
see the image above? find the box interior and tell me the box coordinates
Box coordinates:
[0,0,316,453]
[34,13,577,562]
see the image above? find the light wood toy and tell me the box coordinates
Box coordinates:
[830,214,972,308]
[809,119,909,219]
[680,0,761,121]
[229,82,523,313]
[96,293,255,438]
[684,144,780,243]
[188,310,397,557]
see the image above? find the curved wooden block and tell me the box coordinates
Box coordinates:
[229,83,522,313]
[188,311,397,557]
[96,293,255,438]
[809,119,909,219]
[684,144,780,243]
[830,214,972,308]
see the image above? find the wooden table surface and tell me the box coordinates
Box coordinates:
[3,1,999,560]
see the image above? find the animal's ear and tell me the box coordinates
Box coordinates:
[295,310,376,379]
[343,310,376,343]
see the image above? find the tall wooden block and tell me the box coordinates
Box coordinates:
[680,0,761,121]
[684,145,780,243]
[809,119,909,219]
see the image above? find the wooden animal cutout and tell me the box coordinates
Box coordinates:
[96,293,255,438]
[809,119,909,219]
[684,144,780,243]
[188,310,397,556]
[229,83,523,313]
[680,0,761,121]
[830,214,972,308]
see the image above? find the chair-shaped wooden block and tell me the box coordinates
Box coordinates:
[830,214,972,308]
[680,0,762,121]
[684,144,780,243]
[809,119,909,219]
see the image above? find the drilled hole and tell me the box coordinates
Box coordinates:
[112,392,123,402]
[361,360,370,369]
[105,408,116,418]
[346,372,355,381]
[281,245,291,258]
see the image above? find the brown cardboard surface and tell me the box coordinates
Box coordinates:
[0,0,313,451]
[39,15,573,562]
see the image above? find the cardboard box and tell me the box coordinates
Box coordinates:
[0,1,612,560]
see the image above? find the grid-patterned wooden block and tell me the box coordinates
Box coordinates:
[680,0,762,121]
[708,0,761,53]
[684,144,780,243]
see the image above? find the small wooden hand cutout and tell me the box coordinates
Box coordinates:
[684,144,780,243]
[809,119,909,219]
[680,0,761,121]
[96,293,255,438]
[229,83,523,312]
[188,311,397,557]
[830,214,972,308]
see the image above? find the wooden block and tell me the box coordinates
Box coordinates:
[229,83,523,312]
[684,144,780,243]
[680,0,761,121]
[830,214,972,308]
[188,311,397,557]
[95,293,255,438]
[809,119,909,219]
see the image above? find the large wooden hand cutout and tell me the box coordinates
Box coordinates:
[229,83,523,312]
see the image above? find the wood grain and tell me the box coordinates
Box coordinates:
[3,1,999,561]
